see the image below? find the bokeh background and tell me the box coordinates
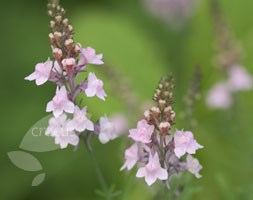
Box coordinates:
[1,0,253,199]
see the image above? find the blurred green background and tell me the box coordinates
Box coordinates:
[1,0,253,199]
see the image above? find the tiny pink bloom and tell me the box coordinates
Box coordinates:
[129,119,154,143]
[45,113,79,149]
[110,114,128,135]
[25,58,52,85]
[68,106,94,132]
[46,86,75,117]
[174,130,203,158]
[45,113,67,136]
[120,143,139,171]
[228,65,253,91]
[136,153,168,186]
[98,115,117,144]
[186,154,202,178]
[206,82,232,109]
[79,47,104,66]
[85,72,107,100]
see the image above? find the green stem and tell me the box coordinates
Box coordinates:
[84,141,108,193]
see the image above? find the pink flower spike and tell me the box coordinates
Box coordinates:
[206,82,232,109]
[136,153,168,186]
[174,130,203,158]
[68,106,94,132]
[129,119,154,143]
[46,86,75,117]
[120,143,139,171]
[85,72,107,100]
[45,113,79,149]
[79,47,104,66]
[98,115,117,144]
[228,65,253,92]
[25,58,52,85]
[186,155,202,178]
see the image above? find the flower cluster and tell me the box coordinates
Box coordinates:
[206,1,253,109]
[207,65,252,109]
[121,76,203,186]
[25,0,121,148]
[143,0,197,30]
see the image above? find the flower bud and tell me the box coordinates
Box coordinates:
[65,39,73,49]
[54,32,62,41]
[67,25,73,32]
[55,15,62,23]
[74,43,82,53]
[159,122,170,135]
[50,21,56,29]
[63,18,69,26]
[62,58,76,67]
[144,110,150,120]
[53,48,63,60]
[158,99,166,110]
[150,106,160,119]
[48,10,53,17]
[170,111,176,120]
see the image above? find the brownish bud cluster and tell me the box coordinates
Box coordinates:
[144,76,176,136]
[47,0,79,66]
[211,0,242,71]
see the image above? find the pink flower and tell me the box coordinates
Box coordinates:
[25,58,52,85]
[136,153,168,186]
[206,82,232,109]
[98,115,117,144]
[79,47,104,66]
[129,119,154,143]
[67,106,94,132]
[120,143,139,171]
[228,65,253,91]
[174,130,203,158]
[186,155,202,178]
[45,113,79,149]
[85,72,107,100]
[110,114,128,135]
[46,86,75,117]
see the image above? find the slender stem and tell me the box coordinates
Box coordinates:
[84,140,108,192]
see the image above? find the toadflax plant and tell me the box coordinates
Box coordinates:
[25,0,120,149]
[121,76,203,187]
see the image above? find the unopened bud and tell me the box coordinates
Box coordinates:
[170,111,176,120]
[63,18,69,26]
[144,110,150,120]
[53,48,63,59]
[48,10,53,16]
[159,122,170,135]
[158,100,166,110]
[164,106,172,113]
[54,31,62,41]
[50,21,56,29]
[74,43,82,53]
[55,15,62,23]
[62,58,76,67]
[65,39,73,47]
[67,25,73,32]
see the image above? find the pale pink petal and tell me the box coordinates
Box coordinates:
[24,72,36,81]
